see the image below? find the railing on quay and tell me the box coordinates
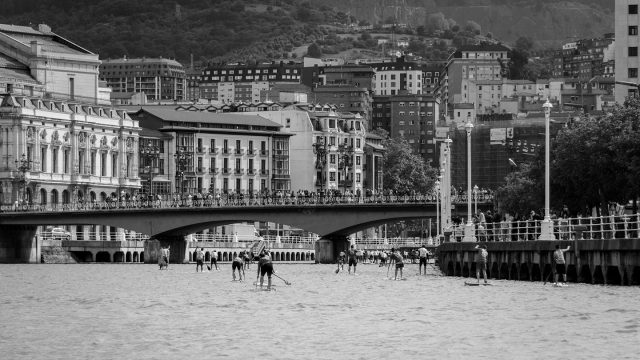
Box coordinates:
[447,214,640,242]
[0,193,495,213]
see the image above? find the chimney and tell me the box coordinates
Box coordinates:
[30,40,42,56]
[37,24,51,33]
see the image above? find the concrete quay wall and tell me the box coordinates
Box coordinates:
[437,239,640,286]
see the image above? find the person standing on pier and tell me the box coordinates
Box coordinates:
[553,245,571,286]
[210,250,219,271]
[257,250,274,290]
[418,245,429,276]
[195,248,205,272]
[389,248,404,280]
[474,244,488,284]
[232,254,244,281]
[347,245,358,274]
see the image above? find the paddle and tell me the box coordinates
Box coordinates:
[543,268,553,285]
[207,263,212,271]
[273,273,291,285]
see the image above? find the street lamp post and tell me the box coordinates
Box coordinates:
[312,138,327,194]
[15,153,32,204]
[463,120,476,242]
[174,146,190,201]
[435,178,441,243]
[338,143,354,194]
[539,99,556,240]
[473,184,479,215]
[141,141,160,202]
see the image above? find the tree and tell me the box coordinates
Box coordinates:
[464,20,481,35]
[306,42,322,58]
[382,137,437,195]
[495,161,543,216]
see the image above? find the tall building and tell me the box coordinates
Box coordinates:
[0,23,141,212]
[371,59,424,96]
[99,57,187,102]
[552,34,615,80]
[311,85,372,129]
[615,1,640,104]
[440,43,510,117]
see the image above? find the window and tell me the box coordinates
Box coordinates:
[630,4,638,14]
[330,154,336,164]
[629,68,638,78]
[631,47,638,57]
[630,26,638,36]
[356,156,361,165]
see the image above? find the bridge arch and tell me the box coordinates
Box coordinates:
[96,251,110,262]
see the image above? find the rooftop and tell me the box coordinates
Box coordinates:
[135,106,284,128]
[0,23,94,56]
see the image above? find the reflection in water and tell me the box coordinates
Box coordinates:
[1,264,638,359]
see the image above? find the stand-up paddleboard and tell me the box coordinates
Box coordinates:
[553,283,568,287]
[465,282,492,286]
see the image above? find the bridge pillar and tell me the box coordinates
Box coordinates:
[144,236,189,264]
[314,236,350,264]
[0,225,39,263]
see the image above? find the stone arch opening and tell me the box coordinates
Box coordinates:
[519,263,530,281]
[580,265,592,283]
[490,262,499,279]
[100,192,107,202]
[592,266,604,284]
[188,252,193,262]
[311,253,315,261]
[126,252,132,262]
[140,252,144,262]
[631,267,640,285]
[447,261,454,276]
[566,265,578,282]
[113,251,124,262]
[274,252,280,261]
[51,189,59,204]
[530,264,541,281]
[62,189,70,204]
[205,252,210,262]
[133,252,139,262]
[71,251,93,262]
[40,188,47,205]
[77,189,84,203]
[509,263,518,280]
[96,251,111,262]
[223,252,228,261]
[606,266,622,285]
[295,253,300,261]
[90,191,96,202]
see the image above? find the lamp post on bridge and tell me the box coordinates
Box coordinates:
[463,119,476,242]
[539,99,556,240]
[15,153,32,205]
[140,140,160,202]
[174,146,190,201]
[337,142,354,194]
[435,177,441,244]
[312,137,327,195]
[473,184,479,215]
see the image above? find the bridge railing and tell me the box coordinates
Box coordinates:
[0,193,494,213]
[447,214,640,242]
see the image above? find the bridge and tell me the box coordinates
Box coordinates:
[0,195,492,264]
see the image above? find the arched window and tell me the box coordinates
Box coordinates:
[40,188,47,205]
[51,189,59,204]
[62,190,70,204]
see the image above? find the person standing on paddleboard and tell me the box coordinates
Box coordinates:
[347,245,358,274]
[418,245,429,276]
[389,248,404,280]
[474,244,489,284]
[195,248,205,272]
[553,244,571,286]
[232,254,244,281]
[337,250,346,273]
[257,249,274,290]
[210,250,219,271]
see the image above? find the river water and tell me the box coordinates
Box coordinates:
[1,263,638,359]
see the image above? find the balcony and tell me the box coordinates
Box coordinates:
[260,169,269,176]
[247,168,256,175]
[196,147,206,154]
[235,149,245,155]
[210,167,219,174]
[209,147,219,154]
[234,168,244,175]
[247,149,256,156]
[222,168,231,175]
[196,167,206,174]
[260,150,269,157]
[222,148,230,155]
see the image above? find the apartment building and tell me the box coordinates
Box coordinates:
[615,0,640,103]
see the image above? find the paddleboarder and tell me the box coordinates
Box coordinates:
[210,250,219,271]
[553,244,571,286]
[347,245,358,274]
[232,254,244,281]
[336,250,346,273]
[159,245,170,270]
[418,245,429,276]
[474,244,488,284]
[389,248,404,280]
[195,248,205,272]
[257,249,274,290]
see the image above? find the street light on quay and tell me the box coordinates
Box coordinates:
[539,99,556,240]
[312,138,327,194]
[463,119,476,242]
[473,184,479,215]
[174,146,191,200]
[435,177,441,243]
[141,141,160,201]
[15,153,32,204]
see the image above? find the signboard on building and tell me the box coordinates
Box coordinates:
[490,128,507,145]
[436,127,449,139]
